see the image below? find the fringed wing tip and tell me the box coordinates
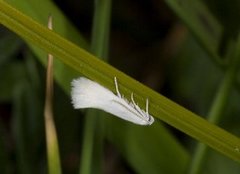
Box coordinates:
[71,77,110,109]
[71,77,91,109]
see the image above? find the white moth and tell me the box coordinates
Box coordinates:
[71,77,154,125]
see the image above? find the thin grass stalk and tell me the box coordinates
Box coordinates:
[79,0,111,173]
[44,16,62,174]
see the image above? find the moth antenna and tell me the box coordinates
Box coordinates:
[146,98,153,123]
[114,77,121,98]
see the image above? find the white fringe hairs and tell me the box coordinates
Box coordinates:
[71,77,154,125]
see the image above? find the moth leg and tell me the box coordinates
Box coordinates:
[131,93,137,107]
[146,98,149,115]
[146,98,150,121]
[114,77,121,98]
[131,93,146,118]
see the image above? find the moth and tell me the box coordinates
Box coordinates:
[71,77,154,125]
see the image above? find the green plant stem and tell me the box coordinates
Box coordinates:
[189,37,240,174]
[79,0,111,174]
[79,110,96,174]
[90,0,111,59]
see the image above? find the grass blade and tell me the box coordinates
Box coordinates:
[189,35,240,174]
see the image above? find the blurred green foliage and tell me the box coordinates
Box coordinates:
[0,0,240,174]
